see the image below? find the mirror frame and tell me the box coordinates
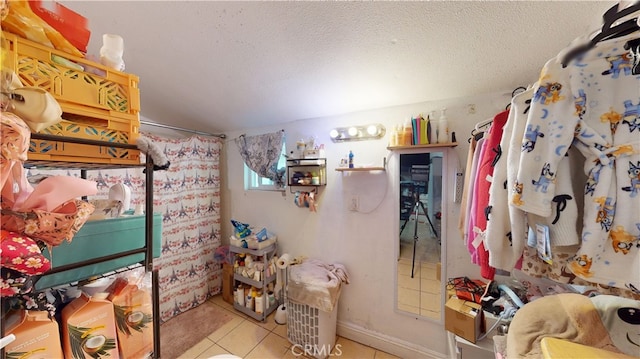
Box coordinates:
[393,147,450,323]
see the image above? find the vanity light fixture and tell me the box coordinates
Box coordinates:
[329,124,386,142]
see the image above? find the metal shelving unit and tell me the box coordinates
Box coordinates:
[10,134,162,358]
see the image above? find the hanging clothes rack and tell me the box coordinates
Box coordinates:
[140,120,226,138]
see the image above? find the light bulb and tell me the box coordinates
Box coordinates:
[329,129,339,139]
[367,125,378,136]
[348,127,358,136]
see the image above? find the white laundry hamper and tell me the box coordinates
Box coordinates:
[286,298,338,359]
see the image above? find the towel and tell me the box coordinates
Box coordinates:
[287,258,349,312]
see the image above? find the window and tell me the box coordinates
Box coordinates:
[245,143,286,191]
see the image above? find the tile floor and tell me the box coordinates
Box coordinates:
[178,295,401,359]
[397,216,442,320]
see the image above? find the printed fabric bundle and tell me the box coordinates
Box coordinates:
[0,108,97,299]
[1,199,94,247]
[447,276,488,304]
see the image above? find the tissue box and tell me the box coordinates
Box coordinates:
[445,297,484,343]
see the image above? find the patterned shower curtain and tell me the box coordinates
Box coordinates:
[86,133,222,323]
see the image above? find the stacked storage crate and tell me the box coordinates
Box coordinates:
[2,31,141,165]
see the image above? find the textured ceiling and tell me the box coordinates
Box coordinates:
[59,1,616,134]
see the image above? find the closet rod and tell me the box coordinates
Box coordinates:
[140,120,227,139]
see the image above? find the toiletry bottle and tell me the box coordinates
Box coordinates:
[348,151,354,168]
[420,114,428,144]
[100,34,125,71]
[390,125,398,147]
[402,119,413,146]
[437,108,450,144]
[428,111,438,144]
[255,291,264,314]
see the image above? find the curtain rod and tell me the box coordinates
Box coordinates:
[140,120,226,139]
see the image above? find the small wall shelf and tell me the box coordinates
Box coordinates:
[286,158,327,193]
[336,158,386,172]
[336,167,385,172]
[387,142,458,150]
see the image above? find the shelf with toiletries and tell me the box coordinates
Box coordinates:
[230,243,279,322]
[387,142,458,150]
[336,158,387,172]
[388,108,456,149]
[286,158,327,192]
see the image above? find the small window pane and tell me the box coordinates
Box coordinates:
[245,143,286,191]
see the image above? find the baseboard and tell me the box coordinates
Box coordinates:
[336,320,447,359]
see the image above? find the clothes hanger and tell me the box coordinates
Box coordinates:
[625,14,640,74]
[562,1,640,67]
[505,86,528,111]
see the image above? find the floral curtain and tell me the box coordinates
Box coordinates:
[86,133,223,322]
[235,130,285,187]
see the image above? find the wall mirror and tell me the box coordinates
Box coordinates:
[396,150,445,322]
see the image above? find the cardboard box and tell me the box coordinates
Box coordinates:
[445,297,484,343]
[222,263,234,304]
[108,279,154,359]
[5,310,64,358]
[62,293,120,359]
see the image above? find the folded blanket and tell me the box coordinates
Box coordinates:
[287,258,349,312]
[506,293,623,358]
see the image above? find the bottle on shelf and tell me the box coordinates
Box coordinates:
[420,114,429,144]
[429,111,438,144]
[437,108,450,144]
[392,124,399,146]
[348,151,354,168]
[389,125,397,147]
[402,119,412,146]
[255,291,264,314]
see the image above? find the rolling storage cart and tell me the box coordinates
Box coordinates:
[229,243,279,321]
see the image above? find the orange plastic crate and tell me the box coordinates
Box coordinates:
[29,139,141,165]
[40,116,139,144]
[2,31,140,131]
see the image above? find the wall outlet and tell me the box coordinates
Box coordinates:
[349,195,359,212]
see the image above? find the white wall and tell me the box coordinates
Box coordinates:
[222,90,511,357]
